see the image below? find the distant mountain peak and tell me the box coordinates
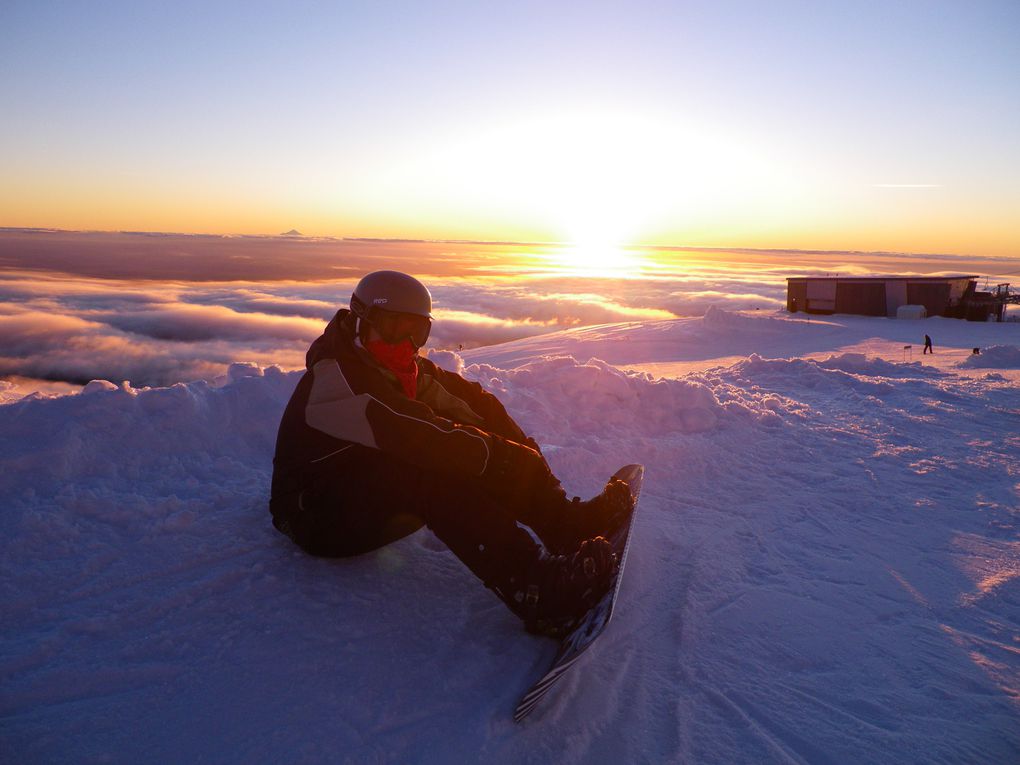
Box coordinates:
[281,229,303,237]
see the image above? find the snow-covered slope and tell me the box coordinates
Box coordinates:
[2,311,1018,763]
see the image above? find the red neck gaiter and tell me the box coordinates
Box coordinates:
[365,339,419,399]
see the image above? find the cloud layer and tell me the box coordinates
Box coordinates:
[0,270,782,390]
[2,230,1016,393]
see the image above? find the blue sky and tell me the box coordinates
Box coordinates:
[2,0,1018,254]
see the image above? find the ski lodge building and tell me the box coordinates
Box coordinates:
[785,275,1015,321]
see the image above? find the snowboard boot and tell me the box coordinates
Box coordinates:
[414,471,617,637]
[537,477,635,555]
[501,536,618,639]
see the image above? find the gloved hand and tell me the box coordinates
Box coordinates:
[482,435,560,508]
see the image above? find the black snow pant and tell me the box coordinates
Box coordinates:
[272,446,556,593]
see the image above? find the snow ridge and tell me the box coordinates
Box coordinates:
[2,321,1019,764]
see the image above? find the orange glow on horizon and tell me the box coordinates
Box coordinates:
[3,160,1019,259]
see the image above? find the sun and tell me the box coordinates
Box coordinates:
[538,232,645,278]
[401,104,783,251]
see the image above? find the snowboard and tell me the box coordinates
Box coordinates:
[513,463,644,722]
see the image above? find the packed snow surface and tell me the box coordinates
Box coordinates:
[2,310,1019,763]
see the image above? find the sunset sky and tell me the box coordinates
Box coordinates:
[2,1,1019,256]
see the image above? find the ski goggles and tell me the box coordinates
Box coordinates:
[364,307,432,348]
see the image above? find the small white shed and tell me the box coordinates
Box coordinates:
[896,304,928,319]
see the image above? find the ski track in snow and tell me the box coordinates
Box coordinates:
[1,311,1019,763]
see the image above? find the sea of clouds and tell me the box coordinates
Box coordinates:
[1,230,1016,393]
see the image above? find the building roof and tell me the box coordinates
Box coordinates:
[786,275,977,283]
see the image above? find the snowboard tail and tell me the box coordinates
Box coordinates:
[513,463,644,722]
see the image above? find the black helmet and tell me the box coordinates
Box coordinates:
[350,271,433,348]
[351,271,432,318]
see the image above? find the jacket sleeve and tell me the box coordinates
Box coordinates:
[304,357,496,478]
[422,360,531,445]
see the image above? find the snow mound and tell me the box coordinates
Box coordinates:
[82,379,119,395]
[227,361,265,381]
[702,304,817,333]
[425,348,465,374]
[0,366,299,518]
[731,351,947,386]
[0,379,19,405]
[3,317,1019,764]
[702,304,781,332]
[468,355,793,443]
[958,344,1020,369]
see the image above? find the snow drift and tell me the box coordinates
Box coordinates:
[2,314,1019,764]
[958,343,1020,369]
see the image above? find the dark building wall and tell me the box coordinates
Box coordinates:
[787,277,993,320]
[907,282,951,317]
[964,294,1007,322]
[805,279,837,313]
[835,281,887,316]
[788,281,807,312]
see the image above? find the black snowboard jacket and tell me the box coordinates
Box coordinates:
[270,309,537,523]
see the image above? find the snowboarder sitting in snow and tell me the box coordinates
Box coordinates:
[270,271,632,637]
